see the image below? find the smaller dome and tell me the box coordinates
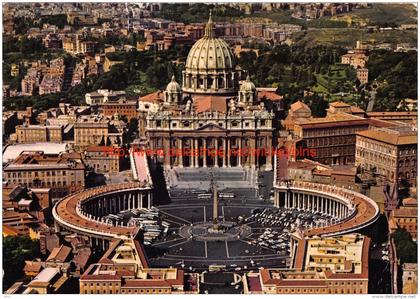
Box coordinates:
[240,75,256,92]
[166,76,181,92]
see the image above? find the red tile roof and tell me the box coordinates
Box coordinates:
[193,95,227,113]
[46,245,72,262]
[24,261,43,274]
[330,101,350,108]
[141,91,163,103]
[258,90,282,102]
[290,101,310,112]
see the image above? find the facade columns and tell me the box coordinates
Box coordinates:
[163,138,170,167]
[222,139,227,168]
[238,138,242,167]
[297,193,300,210]
[203,138,207,167]
[274,192,279,207]
[194,139,199,167]
[177,138,184,167]
[214,139,219,167]
[250,138,256,168]
[227,138,231,167]
[137,193,143,208]
[265,136,273,170]
[190,138,194,168]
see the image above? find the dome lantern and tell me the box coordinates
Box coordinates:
[204,10,215,39]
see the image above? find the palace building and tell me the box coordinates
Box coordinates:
[145,13,280,170]
[244,234,371,294]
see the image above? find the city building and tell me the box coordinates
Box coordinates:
[26,267,67,294]
[341,41,369,69]
[286,112,371,165]
[282,101,401,166]
[244,233,370,294]
[84,146,122,174]
[62,35,96,55]
[388,197,417,241]
[367,111,418,124]
[401,263,417,294]
[85,89,127,105]
[74,114,126,148]
[79,239,198,294]
[21,69,41,96]
[10,63,20,76]
[98,98,138,119]
[355,126,417,185]
[15,124,64,143]
[3,151,86,198]
[356,68,369,84]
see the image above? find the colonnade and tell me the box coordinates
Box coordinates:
[80,191,152,218]
[161,136,273,170]
[273,191,351,220]
[182,71,239,92]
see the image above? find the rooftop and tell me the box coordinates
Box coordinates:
[193,95,227,114]
[29,267,60,285]
[3,143,69,163]
[357,127,417,145]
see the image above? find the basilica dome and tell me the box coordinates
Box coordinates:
[182,12,241,96]
[185,23,235,72]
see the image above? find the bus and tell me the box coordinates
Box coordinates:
[219,192,235,198]
[198,193,212,200]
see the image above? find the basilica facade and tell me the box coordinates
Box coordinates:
[145,14,279,170]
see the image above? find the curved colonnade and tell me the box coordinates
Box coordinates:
[53,182,153,250]
[273,181,380,237]
[54,179,379,251]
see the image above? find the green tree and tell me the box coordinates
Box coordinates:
[302,95,329,117]
[392,228,417,263]
[3,236,40,289]
[127,117,139,143]
[39,14,68,29]
[18,37,46,56]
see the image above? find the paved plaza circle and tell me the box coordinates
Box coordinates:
[145,198,330,272]
[179,221,252,242]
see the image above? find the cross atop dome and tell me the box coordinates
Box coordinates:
[204,10,215,38]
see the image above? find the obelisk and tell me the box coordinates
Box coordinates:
[211,174,219,230]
